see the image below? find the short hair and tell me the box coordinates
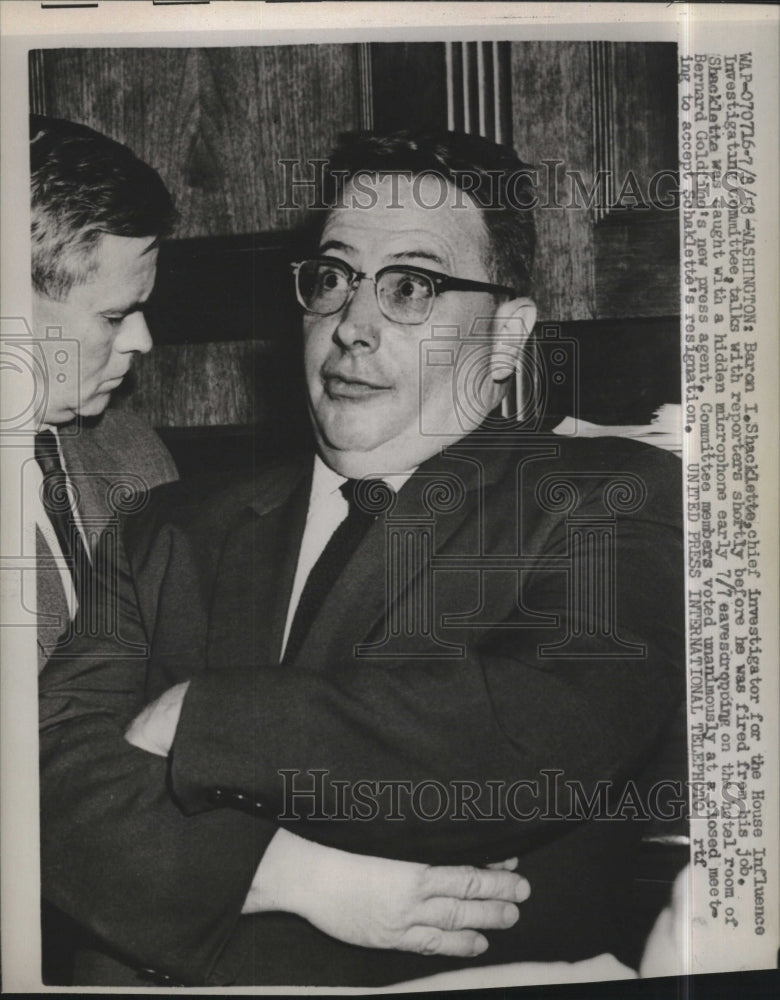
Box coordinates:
[319,129,536,298]
[30,114,177,300]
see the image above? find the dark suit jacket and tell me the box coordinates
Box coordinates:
[36,408,178,668]
[39,427,685,987]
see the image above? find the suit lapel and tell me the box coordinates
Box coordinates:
[36,527,71,670]
[207,459,312,668]
[59,421,113,546]
[262,467,312,663]
[290,438,517,669]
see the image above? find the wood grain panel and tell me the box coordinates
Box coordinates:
[40,45,360,237]
[511,42,678,321]
[609,43,678,197]
[594,210,680,317]
[115,339,308,433]
[41,48,199,232]
[510,42,596,322]
[593,43,679,315]
[194,46,359,233]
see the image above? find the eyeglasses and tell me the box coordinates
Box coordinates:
[291,257,515,326]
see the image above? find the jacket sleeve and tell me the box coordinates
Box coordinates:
[169,448,686,864]
[39,490,272,986]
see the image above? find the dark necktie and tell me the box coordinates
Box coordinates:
[283,478,392,664]
[35,429,90,599]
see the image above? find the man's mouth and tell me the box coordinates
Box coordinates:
[323,374,391,399]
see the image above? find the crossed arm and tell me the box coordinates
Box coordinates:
[40,448,685,982]
[123,685,524,954]
[38,509,529,984]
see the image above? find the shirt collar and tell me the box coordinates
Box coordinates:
[312,453,417,499]
[311,453,347,502]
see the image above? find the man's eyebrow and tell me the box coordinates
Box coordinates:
[388,250,446,268]
[318,240,355,255]
[100,296,150,316]
[317,242,447,269]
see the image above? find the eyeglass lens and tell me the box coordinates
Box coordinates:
[296,260,434,323]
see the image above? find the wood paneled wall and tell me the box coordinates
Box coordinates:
[511,42,679,322]
[511,42,597,321]
[38,45,360,236]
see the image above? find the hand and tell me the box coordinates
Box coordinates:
[124,681,190,756]
[243,828,530,957]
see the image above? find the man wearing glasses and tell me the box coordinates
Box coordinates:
[40,130,685,986]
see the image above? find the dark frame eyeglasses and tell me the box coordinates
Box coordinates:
[291,257,516,326]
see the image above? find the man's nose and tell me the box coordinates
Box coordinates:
[117,312,153,355]
[333,278,381,351]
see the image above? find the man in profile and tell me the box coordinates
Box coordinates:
[29,114,178,667]
[40,129,685,986]
[28,114,179,983]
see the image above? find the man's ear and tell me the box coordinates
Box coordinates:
[489,297,537,382]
